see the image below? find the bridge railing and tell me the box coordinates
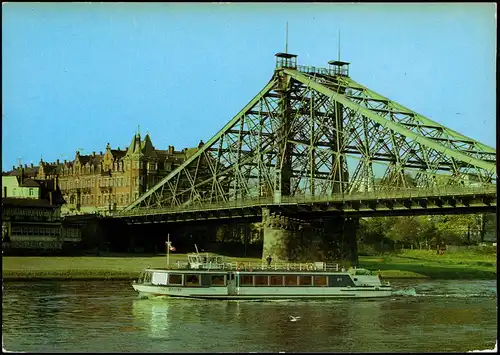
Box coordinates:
[118,184,496,217]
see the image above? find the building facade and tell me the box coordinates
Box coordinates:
[2,176,67,253]
[4,132,200,216]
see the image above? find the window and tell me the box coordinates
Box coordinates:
[270,275,283,286]
[284,275,298,286]
[121,177,124,186]
[143,272,152,284]
[254,275,268,286]
[185,274,200,286]
[98,196,101,204]
[314,276,328,287]
[168,274,183,285]
[29,188,34,196]
[211,274,226,286]
[239,275,253,286]
[299,275,313,286]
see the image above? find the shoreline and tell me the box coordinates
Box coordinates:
[2,252,496,281]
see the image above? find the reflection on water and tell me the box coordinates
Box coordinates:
[2,279,497,352]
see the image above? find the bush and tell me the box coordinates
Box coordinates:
[358,243,379,256]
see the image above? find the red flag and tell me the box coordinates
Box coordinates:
[169,245,176,252]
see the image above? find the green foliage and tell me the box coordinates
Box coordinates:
[359,213,492,249]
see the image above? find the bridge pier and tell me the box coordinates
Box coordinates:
[319,217,359,267]
[261,207,328,263]
[261,207,359,265]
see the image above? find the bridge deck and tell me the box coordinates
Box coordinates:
[116,185,496,219]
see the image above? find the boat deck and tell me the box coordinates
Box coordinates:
[155,261,364,273]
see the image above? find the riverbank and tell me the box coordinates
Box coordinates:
[2,249,496,281]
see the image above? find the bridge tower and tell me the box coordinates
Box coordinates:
[261,54,356,264]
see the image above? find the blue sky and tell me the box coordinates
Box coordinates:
[2,3,496,171]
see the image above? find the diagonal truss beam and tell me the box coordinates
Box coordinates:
[284,69,496,173]
[123,77,278,211]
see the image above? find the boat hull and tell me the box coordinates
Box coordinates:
[132,284,392,299]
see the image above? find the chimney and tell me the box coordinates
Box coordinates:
[30,163,34,168]
[92,151,96,157]
[168,145,174,155]
[100,151,103,155]
[25,164,28,168]
[56,159,60,164]
[64,159,67,164]
[12,165,15,170]
[117,147,120,151]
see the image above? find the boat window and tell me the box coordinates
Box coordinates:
[152,272,168,286]
[185,274,201,286]
[143,272,152,284]
[240,275,253,286]
[211,274,226,286]
[284,275,298,286]
[314,276,328,287]
[270,275,283,286]
[298,275,313,286]
[254,275,268,286]
[168,274,183,285]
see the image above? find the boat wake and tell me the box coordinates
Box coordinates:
[391,288,418,297]
[467,340,497,353]
[391,288,496,298]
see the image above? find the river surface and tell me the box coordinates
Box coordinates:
[2,279,497,353]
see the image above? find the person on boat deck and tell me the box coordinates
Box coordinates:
[266,255,272,266]
[341,266,346,272]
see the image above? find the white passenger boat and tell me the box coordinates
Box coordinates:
[132,253,392,299]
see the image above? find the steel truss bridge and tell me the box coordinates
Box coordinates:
[114,52,496,223]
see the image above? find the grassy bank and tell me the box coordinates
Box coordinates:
[1,254,260,281]
[359,249,497,279]
[2,249,496,281]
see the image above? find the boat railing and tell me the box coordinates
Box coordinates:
[173,260,347,272]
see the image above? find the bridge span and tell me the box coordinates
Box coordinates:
[107,51,496,265]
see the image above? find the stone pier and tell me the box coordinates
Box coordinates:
[261,207,359,265]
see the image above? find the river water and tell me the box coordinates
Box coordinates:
[2,279,497,353]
